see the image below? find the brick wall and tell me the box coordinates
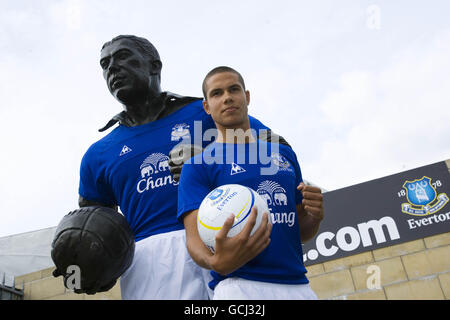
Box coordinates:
[17,232,450,300]
[307,232,450,299]
[14,267,121,300]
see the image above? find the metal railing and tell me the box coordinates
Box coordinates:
[0,272,24,300]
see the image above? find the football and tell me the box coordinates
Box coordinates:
[51,206,135,294]
[197,184,269,251]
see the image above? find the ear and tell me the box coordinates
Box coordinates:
[245,90,250,105]
[203,100,211,115]
[149,60,162,75]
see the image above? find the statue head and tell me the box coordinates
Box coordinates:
[100,35,162,104]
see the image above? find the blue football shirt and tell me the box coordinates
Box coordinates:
[177,140,309,289]
[78,100,269,241]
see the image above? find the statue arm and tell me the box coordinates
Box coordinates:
[257,129,292,148]
[78,195,118,211]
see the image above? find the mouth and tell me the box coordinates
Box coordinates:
[110,75,126,90]
[222,107,239,113]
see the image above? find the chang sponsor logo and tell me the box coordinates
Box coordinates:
[257,180,287,206]
[137,153,177,193]
[303,216,400,263]
[257,180,295,227]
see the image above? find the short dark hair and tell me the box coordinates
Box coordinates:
[202,66,246,99]
[101,35,161,62]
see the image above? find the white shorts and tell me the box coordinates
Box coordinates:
[120,229,212,300]
[212,277,318,300]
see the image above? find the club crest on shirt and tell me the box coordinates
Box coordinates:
[171,123,191,141]
[270,153,293,172]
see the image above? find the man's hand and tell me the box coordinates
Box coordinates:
[297,182,324,221]
[168,143,204,182]
[209,207,272,275]
[296,182,324,243]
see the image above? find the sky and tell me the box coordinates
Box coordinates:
[0,0,449,238]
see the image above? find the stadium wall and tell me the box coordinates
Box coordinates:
[12,160,450,300]
[307,231,450,299]
[13,232,450,300]
[14,268,121,300]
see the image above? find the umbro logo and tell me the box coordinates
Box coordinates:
[119,145,132,156]
[230,162,246,175]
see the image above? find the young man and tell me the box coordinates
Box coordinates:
[177,66,324,299]
[77,36,280,299]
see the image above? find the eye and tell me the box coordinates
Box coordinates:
[100,59,109,70]
[210,90,221,97]
[116,51,130,60]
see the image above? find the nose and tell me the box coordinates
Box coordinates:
[104,58,120,83]
[223,91,233,104]
[107,58,120,74]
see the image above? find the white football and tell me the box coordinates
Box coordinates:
[197,184,269,251]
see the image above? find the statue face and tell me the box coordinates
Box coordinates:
[99,38,155,104]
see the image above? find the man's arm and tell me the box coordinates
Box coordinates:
[78,195,118,211]
[296,183,324,243]
[183,207,272,275]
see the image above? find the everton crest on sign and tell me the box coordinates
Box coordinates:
[401,176,449,216]
[302,160,450,266]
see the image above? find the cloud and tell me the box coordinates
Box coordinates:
[320,71,375,125]
[1,1,450,238]
[312,28,450,190]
